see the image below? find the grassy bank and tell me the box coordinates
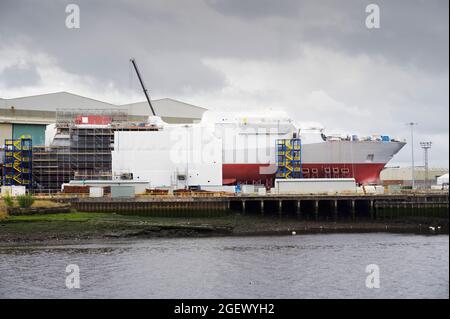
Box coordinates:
[0,210,448,244]
[0,198,65,220]
[0,203,6,220]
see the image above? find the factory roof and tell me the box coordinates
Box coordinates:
[0,91,207,120]
[0,92,113,111]
[123,98,206,119]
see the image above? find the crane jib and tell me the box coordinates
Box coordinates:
[130,58,156,116]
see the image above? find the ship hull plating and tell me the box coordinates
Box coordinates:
[222,162,387,186]
[222,140,406,186]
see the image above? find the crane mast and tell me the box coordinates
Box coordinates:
[130,58,156,116]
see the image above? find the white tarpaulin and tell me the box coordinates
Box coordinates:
[112,125,222,188]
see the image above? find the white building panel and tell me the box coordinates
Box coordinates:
[112,126,222,188]
[274,178,357,194]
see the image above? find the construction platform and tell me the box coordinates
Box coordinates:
[30,110,160,193]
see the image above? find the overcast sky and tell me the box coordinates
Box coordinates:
[0,0,448,167]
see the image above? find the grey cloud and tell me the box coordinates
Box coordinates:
[205,0,301,18]
[1,0,445,81]
[0,64,41,88]
[0,0,447,95]
[206,0,449,73]
[0,0,228,95]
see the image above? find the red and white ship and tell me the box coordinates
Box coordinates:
[211,111,406,186]
[70,110,406,187]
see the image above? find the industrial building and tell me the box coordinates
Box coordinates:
[380,166,449,187]
[0,91,207,146]
[1,91,208,193]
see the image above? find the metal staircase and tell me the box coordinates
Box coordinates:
[276,139,302,179]
[3,136,33,188]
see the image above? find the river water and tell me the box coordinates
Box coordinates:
[0,234,448,299]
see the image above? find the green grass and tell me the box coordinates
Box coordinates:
[6,212,112,222]
[4,212,235,225]
[0,198,68,221]
[3,195,14,208]
[16,195,35,208]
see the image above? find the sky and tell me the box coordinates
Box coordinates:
[0,0,448,168]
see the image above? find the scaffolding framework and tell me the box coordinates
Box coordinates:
[32,128,116,193]
[55,109,128,128]
[31,109,158,193]
[69,126,114,180]
[3,136,33,188]
[276,139,302,179]
[32,146,71,193]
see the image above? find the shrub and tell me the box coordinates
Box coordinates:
[3,195,14,207]
[16,195,35,208]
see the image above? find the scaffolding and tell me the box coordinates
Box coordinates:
[56,109,128,128]
[32,146,71,193]
[3,136,33,188]
[69,126,114,180]
[276,139,302,179]
[31,109,158,193]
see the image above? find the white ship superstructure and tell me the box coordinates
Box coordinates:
[109,111,406,187]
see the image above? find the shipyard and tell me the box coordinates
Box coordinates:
[0,91,448,243]
[0,0,448,303]
[0,59,449,239]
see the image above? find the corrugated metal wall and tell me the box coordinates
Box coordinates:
[12,124,46,145]
[0,123,12,147]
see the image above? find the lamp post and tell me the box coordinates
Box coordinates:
[420,142,432,189]
[406,123,418,189]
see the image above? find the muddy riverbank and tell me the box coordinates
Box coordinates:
[0,212,447,245]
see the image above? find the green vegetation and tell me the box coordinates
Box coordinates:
[16,194,35,208]
[3,195,14,208]
[0,198,66,221]
[0,205,6,221]
[4,211,234,225]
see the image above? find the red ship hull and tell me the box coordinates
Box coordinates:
[222,163,386,186]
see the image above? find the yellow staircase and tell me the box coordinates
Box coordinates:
[3,135,33,188]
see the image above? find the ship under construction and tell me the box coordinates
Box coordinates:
[1,59,406,193]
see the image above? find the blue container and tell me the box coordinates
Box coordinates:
[381,135,390,142]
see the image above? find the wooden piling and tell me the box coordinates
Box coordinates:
[333,200,338,221]
[351,200,356,221]
[296,200,301,219]
[369,200,374,220]
[314,200,319,221]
